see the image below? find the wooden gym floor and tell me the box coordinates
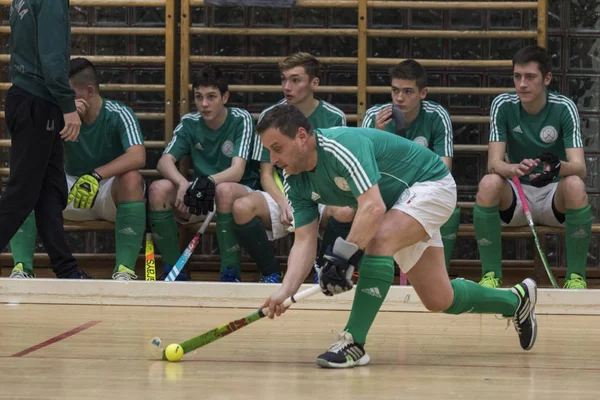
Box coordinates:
[1,281,600,399]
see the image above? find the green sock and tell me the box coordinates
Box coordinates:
[444,278,518,317]
[565,205,593,280]
[10,211,36,274]
[233,217,280,276]
[441,207,461,271]
[317,217,352,266]
[344,255,395,345]
[217,212,241,275]
[114,201,146,273]
[473,204,503,278]
[149,209,181,267]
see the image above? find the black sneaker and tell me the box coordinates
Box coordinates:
[510,278,537,350]
[316,331,370,368]
[57,269,92,279]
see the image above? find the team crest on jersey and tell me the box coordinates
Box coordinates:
[334,177,351,191]
[413,136,428,147]
[540,126,558,143]
[221,140,234,157]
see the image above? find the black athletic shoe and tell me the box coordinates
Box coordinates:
[510,278,538,350]
[316,331,370,368]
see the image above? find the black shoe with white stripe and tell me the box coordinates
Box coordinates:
[510,278,537,350]
[316,331,370,368]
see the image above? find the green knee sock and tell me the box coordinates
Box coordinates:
[149,209,181,267]
[565,205,593,280]
[115,201,146,273]
[473,204,503,278]
[444,278,518,317]
[233,217,280,276]
[10,211,36,274]
[217,212,241,275]
[318,217,352,266]
[344,255,395,345]
[441,207,461,271]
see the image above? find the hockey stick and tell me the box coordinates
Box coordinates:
[152,285,322,360]
[511,176,559,288]
[144,185,156,281]
[164,209,216,282]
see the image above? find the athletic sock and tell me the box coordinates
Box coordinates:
[9,211,36,274]
[440,207,461,271]
[149,209,181,267]
[444,278,519,317]
[473,204,503,278]
[233,217,280,276]
[216,212,241,275]
[114,201,146,273]
[565,205,593,280]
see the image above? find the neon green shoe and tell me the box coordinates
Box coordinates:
[112,264,138,281]
[9,263,35,279]
[563,273,587,289]
[479,271,502,288]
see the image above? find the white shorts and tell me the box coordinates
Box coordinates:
[175,184,255,225]
[391,174,457,274]
[504,181,563,227]
[63,175,118,222]
[258,191,325,240]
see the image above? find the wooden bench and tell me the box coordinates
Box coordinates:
[1,218,599,286]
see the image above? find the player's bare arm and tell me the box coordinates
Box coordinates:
[345,183,386,249]
[441,156,452,171]
[559,148,586,179]
[94,144,145,180]
[260,162,292,224]
[210,156,246,185]
[157,153,190,214]
[262,218,319,318]
[487,141,538,178]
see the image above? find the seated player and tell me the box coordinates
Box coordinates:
[474,45,591,289]
[362,59,459,272]
[148,65,259,281]
[259,104,537,368]
[230,52,347,283]
[9,58,146,280]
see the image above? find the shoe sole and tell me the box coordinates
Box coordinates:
[315,353,371,369]
[522,278,538,351]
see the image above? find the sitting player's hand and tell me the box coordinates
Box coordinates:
[279,201,293,225]
[184,175,216,215]
[68,170,102,209]
[318,237,363,296]
[530,152,561,188]
[375,107,393,131]
[512,158,539,177]
[75,99,89,119]
[261,287,292,319]
[175,181,191,215]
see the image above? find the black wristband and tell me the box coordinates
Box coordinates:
[90,170,103,182]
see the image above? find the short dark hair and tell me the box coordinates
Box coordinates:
[388,59,427,90]
[192,65,229,95]
[513,45,552,77]
[256,104,313,139]
[69,57,100,90]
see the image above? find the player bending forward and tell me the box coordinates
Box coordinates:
[259,104,538,369]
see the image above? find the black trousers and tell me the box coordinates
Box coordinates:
[0,85,78,277]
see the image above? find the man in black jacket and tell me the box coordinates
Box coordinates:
[0,0,88,279]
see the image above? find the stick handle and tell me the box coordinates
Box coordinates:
[260,285,322,316]
[512,176,533,220]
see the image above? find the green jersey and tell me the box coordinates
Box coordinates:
[285,127,450,228]
[164,107,259,188]
[10,0,75,113]
[362,100,453,157]
[489,90,583,184]
[64,99,144,177]
[252,98,347,163]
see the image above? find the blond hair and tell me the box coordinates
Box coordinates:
[279,52,321,79]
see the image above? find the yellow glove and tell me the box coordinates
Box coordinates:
[68,170,102,209]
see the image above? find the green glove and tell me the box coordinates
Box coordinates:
[68,170,102,209]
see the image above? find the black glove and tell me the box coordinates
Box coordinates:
[530,152,561,188]
[184,175,216,215]
[392,105,407,137]
[318,237,363,296]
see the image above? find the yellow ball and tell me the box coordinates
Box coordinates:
[164,343,184,362]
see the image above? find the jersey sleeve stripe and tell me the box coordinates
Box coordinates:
[164,131,180,154]
[362,104,389,128]
[117,104,143,146]
[231,108,253,159]
[257,99,287,125]
[322,101,347,126]
[320,135,372,194]
[548,94,582,148]
[105,102,140,147]
[423,102,453,157]
[489,94,518,142]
